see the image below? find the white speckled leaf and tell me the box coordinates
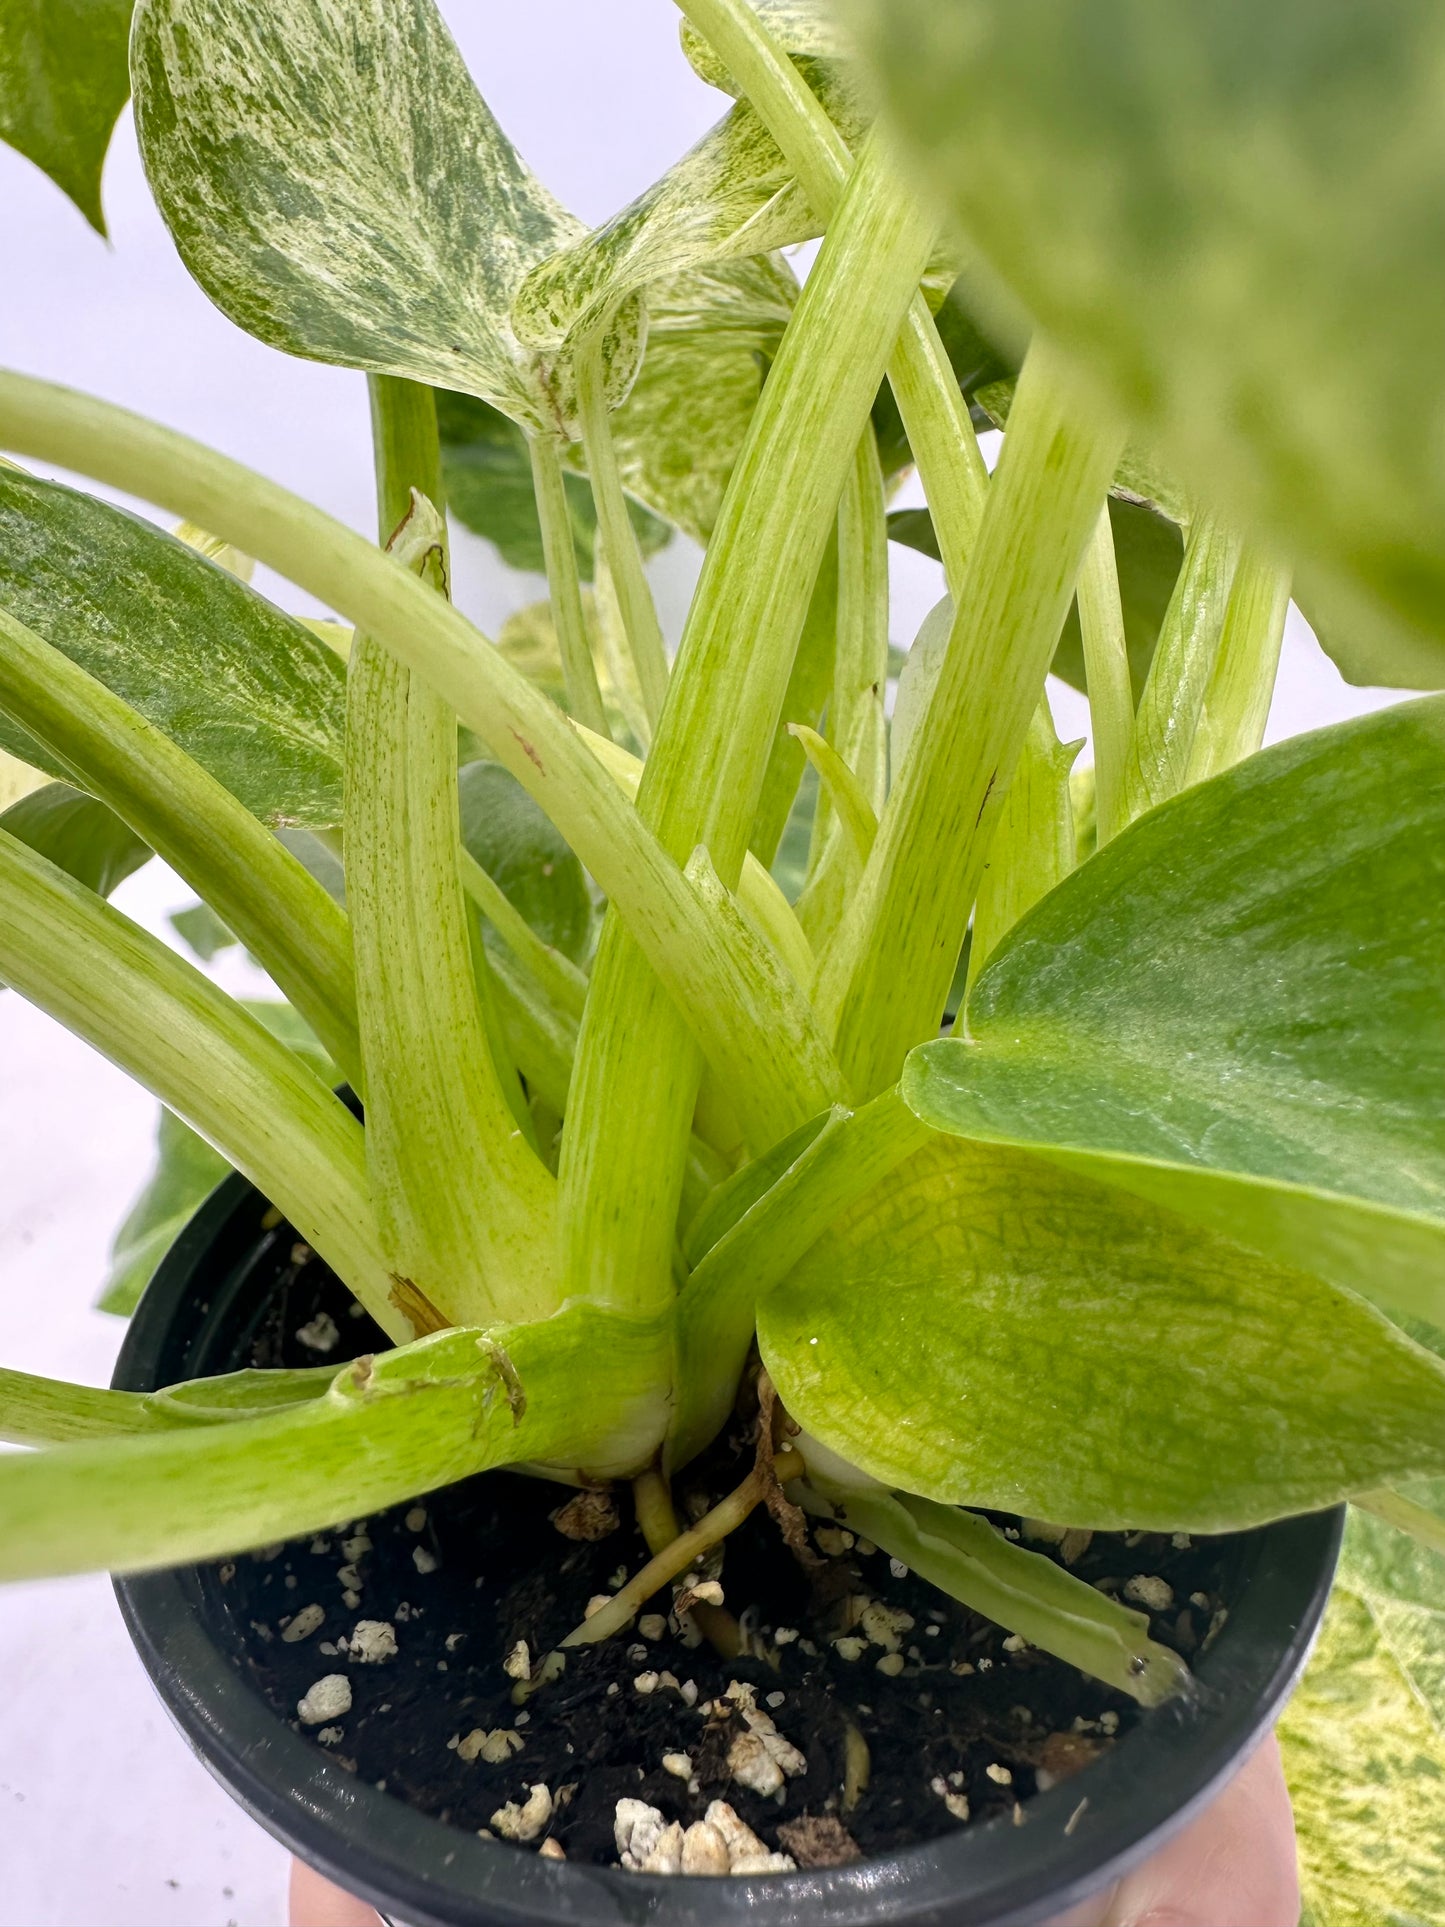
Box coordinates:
[0,468,347,826]
[512,70,864,358]
[1281,1489,1445,1925]
[131,0,585,429]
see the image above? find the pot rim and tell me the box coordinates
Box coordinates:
[114,1171,1342,1927]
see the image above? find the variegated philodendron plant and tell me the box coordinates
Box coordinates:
[0,0,1443,1903]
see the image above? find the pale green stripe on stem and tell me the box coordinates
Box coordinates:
[796,429,889,949]
[556,134,935,1317]
[349,377,556,1331]
[577,334,670,732]
[1186,548,1292,786]
[819,338,1124,1097]
[1075,505,1134,846]
[966,700,1077,994]
[1116,511,1241,826]
[527,429,609,738]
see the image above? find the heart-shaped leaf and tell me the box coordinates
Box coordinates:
[0,468,347,825]
[853,0,1445,683]
[904,699,1445,1327]
[132,0,586,429]
[759,1135,1445,1530]
[0,0,133,232]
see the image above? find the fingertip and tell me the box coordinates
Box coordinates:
[288,1856,386,1927]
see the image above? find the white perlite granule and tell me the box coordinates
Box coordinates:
[297,1675,352,1725]
[491,1785,553,1842]
[345,1619,398,1663]
[281,1604,325,1644]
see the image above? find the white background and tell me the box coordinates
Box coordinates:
[0,4,1399,1922]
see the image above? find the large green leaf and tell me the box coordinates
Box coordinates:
[436,391,668,579]
[853,0,1445,684]
[0,0,133,232]
[131,0,589,430]
[457,760,592,969]
[0,781,150,899]
[100,1001,340,1317]
[0,468,346,825]
[758,1135,1445,1531]
[904,699,1445,1327]
[1280,1489,1445,1925]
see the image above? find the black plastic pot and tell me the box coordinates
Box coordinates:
[114,1170,1341,1927]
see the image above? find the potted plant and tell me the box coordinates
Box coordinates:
[0,0,1442,1921]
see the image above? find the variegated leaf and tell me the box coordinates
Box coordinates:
[595,257,798,545]
[0,467,347,826]
[1281,1487,1445,1926]
[132,0,598,430]
[512,73,865,358]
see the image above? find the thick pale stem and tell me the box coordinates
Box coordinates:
[673,0,990,584]
[0,603,362,1088]
[966,700,1077,993]
[797,429,889,947]
[1116,511,1241,827]
[819,339,1124,1097]
[0,827,406,1339]
[749,534,838,866]
[1185,548,1292,785]
[526,430,609,738]
[349,377,557,1330]
[577,336,669,731]
[1076,506,1134,846]
[557,134,935,1316]
[0,374,818,1225]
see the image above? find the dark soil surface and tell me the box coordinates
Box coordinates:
[203,1239,1235,1871]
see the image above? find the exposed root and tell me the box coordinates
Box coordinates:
[755,1371,822,1571]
